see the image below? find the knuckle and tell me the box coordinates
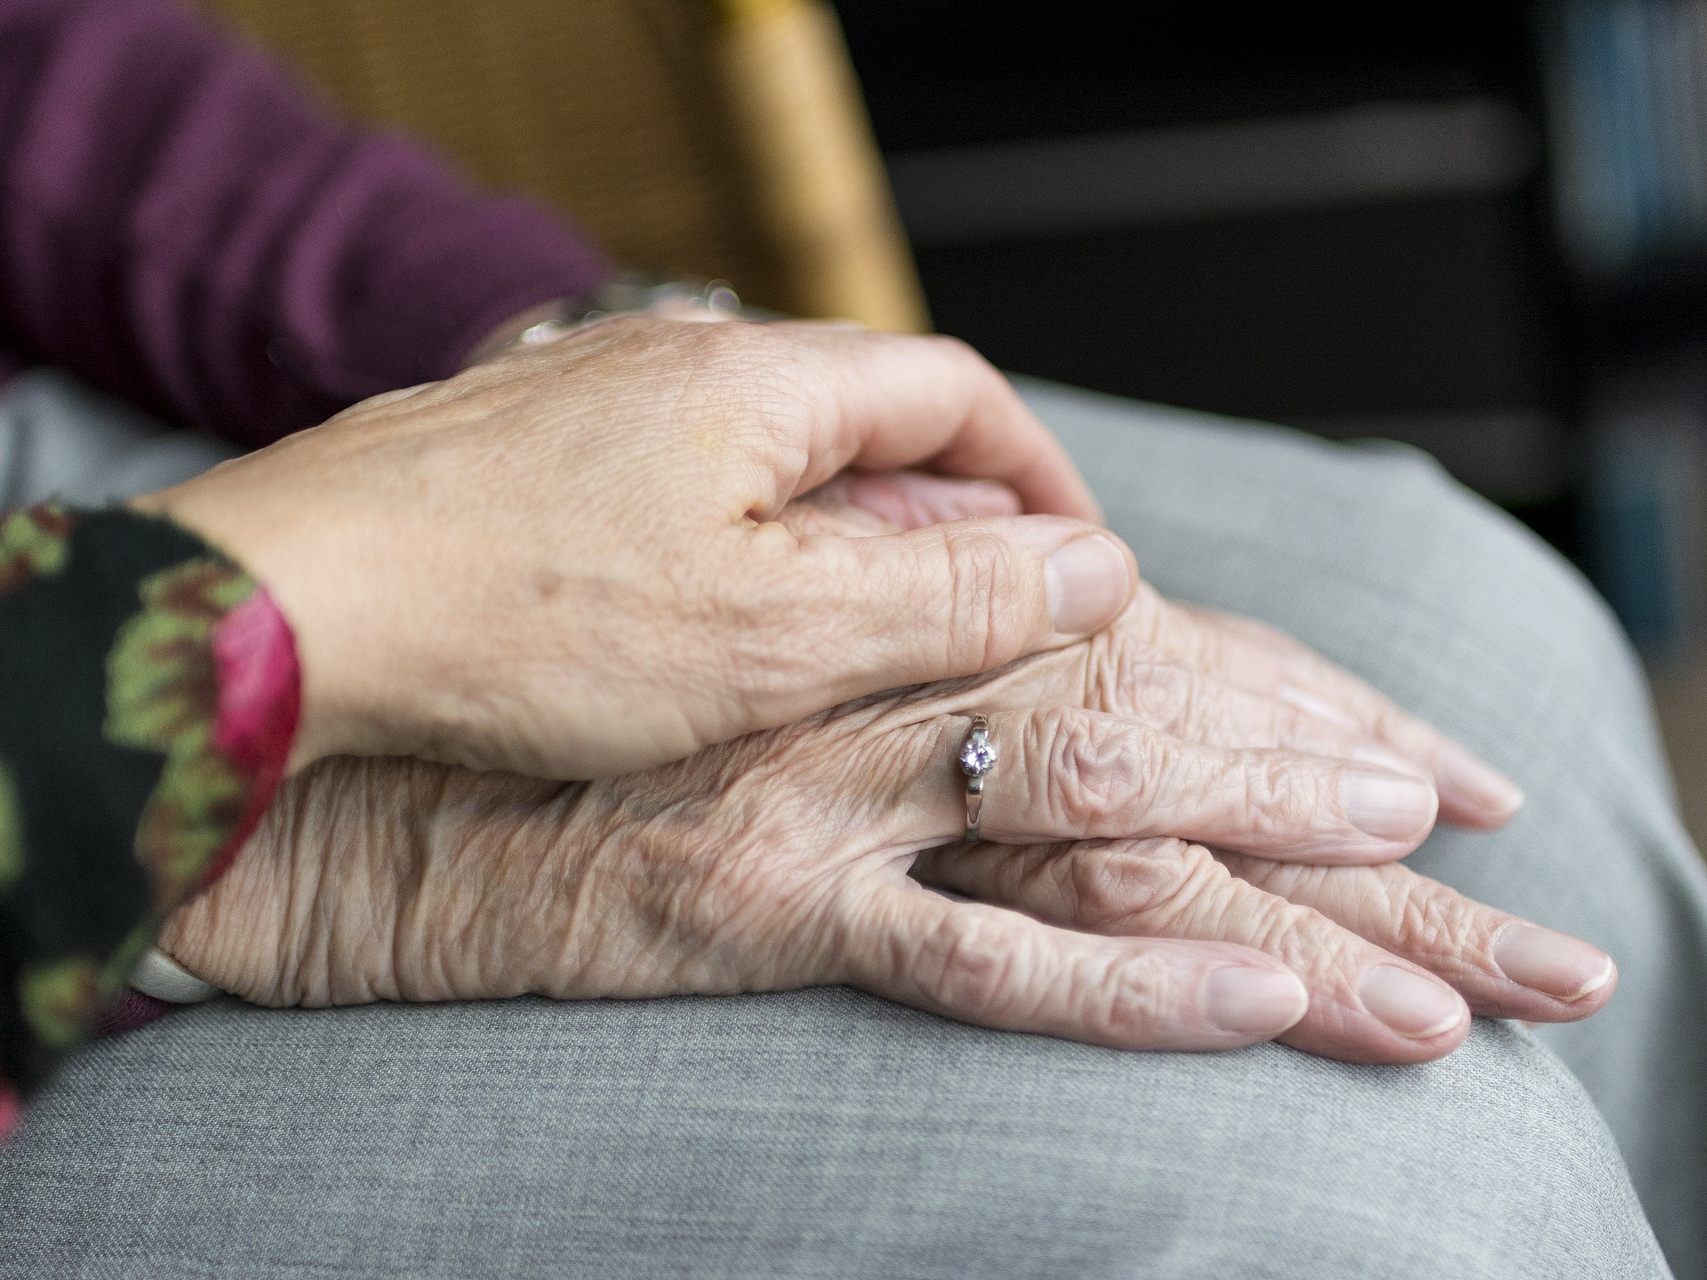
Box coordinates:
[1391,880,1479,960]
[1133,840,1231,929]
[1112,656,1194,734]
[1217,859,1423,982]
[922,331,985,369]
[1270,702,1320,752]
[1254,903,1356,988]
[1239,895,1328,961]
[921,911,1020,1017]
[1064,844,1148,928]
[694,324,814,407]
[1100,952,1170,1035]
[1065,838,1221,931]
[921,335,1025,414]
[1184,868,1339,974]
[1241,755,1326,836]
[941,526,1027,670]
[1036,711,1147,830]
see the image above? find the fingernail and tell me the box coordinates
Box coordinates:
[1044,533,1133,634]
[1435,743,1525,819]
[1493,924,1614,1001]
[1205,966,1309,1036]
[1342,769,1438,840]
[1359,965,1464,1038]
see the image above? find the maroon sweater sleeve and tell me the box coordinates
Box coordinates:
[0,0,613,444]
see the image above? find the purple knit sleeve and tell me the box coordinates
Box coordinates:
[0,0,614,445]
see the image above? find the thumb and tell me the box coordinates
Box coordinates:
[779,515,1136,702]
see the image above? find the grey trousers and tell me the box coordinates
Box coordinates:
[0,368,1699,1280]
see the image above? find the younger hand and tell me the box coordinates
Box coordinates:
[135,317,1124,778]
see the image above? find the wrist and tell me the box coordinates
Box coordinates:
[156,757,424,1006]
[160,758,601,1006]
[127,475,355,774]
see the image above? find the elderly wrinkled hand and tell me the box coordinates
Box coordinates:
[132,316,1125,780]
[157,484,1612,1065]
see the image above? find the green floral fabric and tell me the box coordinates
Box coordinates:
[107,560,257,907]
[0,505,299,1134]
[0,505,72,592]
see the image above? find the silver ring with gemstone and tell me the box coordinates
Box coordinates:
[958,714,998,841]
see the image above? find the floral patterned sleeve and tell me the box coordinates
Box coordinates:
[0,504,300,1137]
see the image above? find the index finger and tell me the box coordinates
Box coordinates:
[761,323,1102,522]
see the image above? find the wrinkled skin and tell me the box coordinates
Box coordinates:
[160,491,1612,1066]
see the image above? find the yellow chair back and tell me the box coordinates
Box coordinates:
[199,0,928,330]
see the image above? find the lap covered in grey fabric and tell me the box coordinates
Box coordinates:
[0,995,1666,1280]
[0,371,1692,1279]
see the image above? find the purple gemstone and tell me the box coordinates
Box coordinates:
[959,735,997,777]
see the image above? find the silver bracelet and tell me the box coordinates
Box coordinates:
[509,274,742,350]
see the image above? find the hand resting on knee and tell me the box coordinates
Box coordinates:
[158,485,1614,1066]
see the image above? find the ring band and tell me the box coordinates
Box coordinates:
[958,714,998,841]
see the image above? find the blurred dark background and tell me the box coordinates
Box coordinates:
[834,0,1705,659]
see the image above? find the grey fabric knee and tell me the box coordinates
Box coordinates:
[0,991,1671,1279]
